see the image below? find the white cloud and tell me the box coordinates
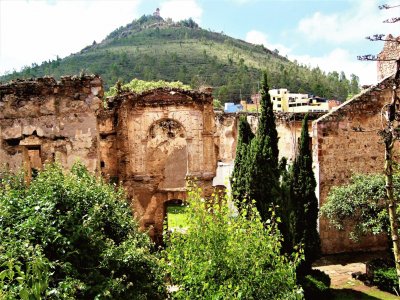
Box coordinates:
[289,48,377,86]
[159,0,202,23]
[0,0,141,75]
[298,0,398,43]
[245,30,291,56]
[245,30,377,85]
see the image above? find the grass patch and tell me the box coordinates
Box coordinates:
[167,205,189,230]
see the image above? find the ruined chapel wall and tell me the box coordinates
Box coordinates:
[0,76,103,174]
[313,82,400,254]
[101,89,216,242]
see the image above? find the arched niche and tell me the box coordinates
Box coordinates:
[145,118,188,189]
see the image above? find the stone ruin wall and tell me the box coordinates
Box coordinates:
[313,78,400,254]
[214,112,320,166]
[98,88,216,242]
[377,34,400,82]
[0,75,103,178]
[2,74,393,254]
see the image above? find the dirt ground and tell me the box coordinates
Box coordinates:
[314,251,399,299]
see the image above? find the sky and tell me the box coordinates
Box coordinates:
[0,0,399,85]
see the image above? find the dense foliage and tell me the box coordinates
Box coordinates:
[0,164,165,299]
[246,72,281,221]
[290,114,321,273]
[105,78,191,97]
[0,15,359,103]
[320,173,400,240]
[164,185,303,299]
[230,73,281,222]
[299,269,331,299]
[366,258,398,295]
[231,115,254,202]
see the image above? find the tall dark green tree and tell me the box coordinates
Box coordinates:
[246,71,281,221]
[291,114,321,273]
[231,115,254,201]
[258,71,279,169]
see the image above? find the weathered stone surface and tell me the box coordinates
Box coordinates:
[100,88,216,242]
[0,75,103,174]
[377,34,400,81]
[3,72,398,254]
[313,76,400,254]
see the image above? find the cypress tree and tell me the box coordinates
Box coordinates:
[246,71,281,221]
[291,114,321,273]
[258,71,279,169]
[231,116,254,201]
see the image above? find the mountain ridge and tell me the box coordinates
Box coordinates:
[0,14,359,103]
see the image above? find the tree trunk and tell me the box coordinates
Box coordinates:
[384,130,400,292]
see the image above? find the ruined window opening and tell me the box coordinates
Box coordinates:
[24,145,42,182]
[110,176,119,185]
[5,138,20,147]
[100,161,105,168]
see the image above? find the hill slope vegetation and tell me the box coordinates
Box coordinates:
[0,15,359,103]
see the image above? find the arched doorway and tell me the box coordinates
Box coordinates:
[164,199,188,233]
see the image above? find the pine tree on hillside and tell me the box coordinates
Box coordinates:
[231,116,255,201]
[291,114,321,273]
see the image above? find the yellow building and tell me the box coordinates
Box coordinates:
[241,89,330,113]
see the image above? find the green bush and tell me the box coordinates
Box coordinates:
[164,185,303,299]
[0,163,165,299]
[300,269,331,300]
[368,259,397,295]
[373,267,397,294]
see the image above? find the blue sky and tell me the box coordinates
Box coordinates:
[1,0,399,85]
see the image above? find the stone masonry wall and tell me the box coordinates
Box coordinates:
[313,76,400,254]
[214,112,323,165]
[377,34,400,81]
[0,75,103,176]
[99,88,216,242]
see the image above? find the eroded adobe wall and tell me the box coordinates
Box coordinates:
[0,75,103,175]
[313,77,400,254]
[99,88,216,242]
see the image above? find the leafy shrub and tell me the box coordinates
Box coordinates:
[105,78,191,97]
[373,267,397,294]
[0,163,165,299]
[367,258,398,295]
[164,185,303,299]
[299,269,331,300]
[320,173,400,240]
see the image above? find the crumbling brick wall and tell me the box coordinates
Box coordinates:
[377,34,400,81]
[0,75,103,177]
[313,76,400,254]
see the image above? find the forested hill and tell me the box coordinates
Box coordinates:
[0,15,360,103]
